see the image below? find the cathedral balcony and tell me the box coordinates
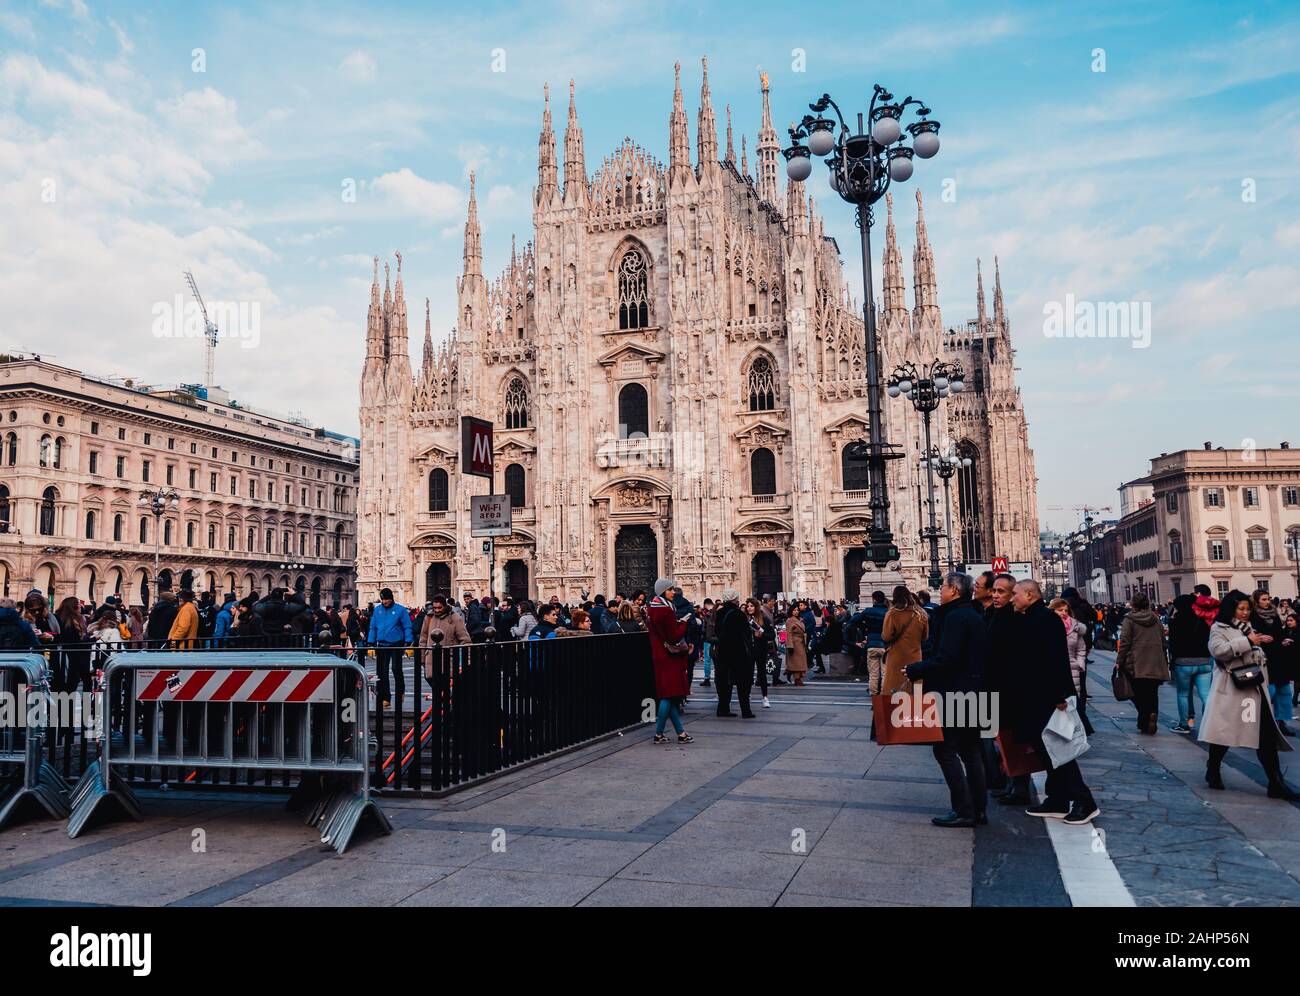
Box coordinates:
[740,492,792,514]
[724,317,786,342]
[594,432,673,471]
[829,489,872,510]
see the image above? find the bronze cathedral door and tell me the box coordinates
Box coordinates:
[614,524,657,597]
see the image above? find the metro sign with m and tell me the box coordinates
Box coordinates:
[461,416,494,480]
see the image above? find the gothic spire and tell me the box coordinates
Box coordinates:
[422,298,433,371]
[786,176,807,234]
[365,255,383,358]
[993,255,1006,327]
[725,104,735,163]
[669,61,692,182]
[756,68,780,205]
[912,188,937,313]
[697,56,718,168]
[976,257,987,325]
[882,193,905,315]
[563,79,586,201]
[741,134,749,178]
[463,172,482,279]
[536,82,558,206]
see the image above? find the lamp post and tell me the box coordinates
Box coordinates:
[887,359,965,590]
[784,84,940,570]
[925,441,970,573]
[280,563,305,596]
[138,488,179,601]
[1289,531,1300,599]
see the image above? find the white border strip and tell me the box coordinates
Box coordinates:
[1031,772,1136,907]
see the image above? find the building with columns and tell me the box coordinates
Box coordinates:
[0,356,358,607]
[357,61,1040,605]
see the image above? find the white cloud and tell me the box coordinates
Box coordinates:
[0,12,37,44]
[370,168,464,222]
[340,50,377,83]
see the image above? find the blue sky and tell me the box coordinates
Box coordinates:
[2,0,1298,534]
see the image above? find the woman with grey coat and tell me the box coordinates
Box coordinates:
[1201,591,1298,799]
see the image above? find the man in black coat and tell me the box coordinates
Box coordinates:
[713,590,755,719]
[986,573,1024,802]
[1010,580,1099,825]
[145,592,179,646]
[906,573,990,828]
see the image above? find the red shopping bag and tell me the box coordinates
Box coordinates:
[996,733,1047,776]
[871,693,944,745]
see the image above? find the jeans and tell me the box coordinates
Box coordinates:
[702,643,713,680]
[655,697,684,735]
[1173,660,1213,727]
[1270,682,1295,722]
[932,726,988,819]
[374,645,406,704]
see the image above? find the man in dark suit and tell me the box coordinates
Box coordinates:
[713,589,755,719]
[1010,580,1099,826]
[906,573,990,828]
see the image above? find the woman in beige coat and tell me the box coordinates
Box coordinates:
[881,586,928,695]
[784,607,808,685]
[1201,591,1297,799]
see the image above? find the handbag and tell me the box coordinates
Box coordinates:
[662,639,690,657]
[1111,665,1134,701]
[871,692,944,745]
[996,732,1047,776]
[1228,650,1266,690]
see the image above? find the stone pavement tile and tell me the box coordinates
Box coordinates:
[397,866,606,906]
[0,823,311,905]
[616,840,803,894]
[223,857,458,906]
[779,740,875,761]
[362,826,499,867]
[786,854,969,906]
[664,813,822,855]
[454,796,659,831]
[1253,838,1300,881]
[695,798,841,831]
[469,834,651,877]
[813,819,973,865]
[777,892,922,907]
[578,877,776,907]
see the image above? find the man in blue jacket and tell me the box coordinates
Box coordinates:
[368,588,413,708]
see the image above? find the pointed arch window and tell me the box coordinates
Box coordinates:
[748,356,776,411]
[750,447,777,496]
[956,442,984,563]
[504,378,529,429]
[428,469,449,512]
[617,249,649,330]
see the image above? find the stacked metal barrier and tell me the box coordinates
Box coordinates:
[0,653,72,830]
[67,651,390,854]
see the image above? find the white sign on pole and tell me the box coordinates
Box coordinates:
[966,562,1034,578]
[470,495,512,537]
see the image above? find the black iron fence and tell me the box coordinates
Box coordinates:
[6,632,654,798]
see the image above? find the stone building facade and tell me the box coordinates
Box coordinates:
[0,357,358,608]
[357,62,1040,605]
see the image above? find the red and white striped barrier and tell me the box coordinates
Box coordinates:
[133,667,334,703]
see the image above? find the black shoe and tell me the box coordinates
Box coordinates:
[773,678,788,685]
[1279,723,1296,737]
[700,679,711,687]
[996,793,1030,806]
[1025,800,1070,819]
[976,812,988,826]
[716,710,735,718]
[1268,780,1300,801]
[1063,802,1100,825]
[931,810,976,828]
[1206,763,1225,790]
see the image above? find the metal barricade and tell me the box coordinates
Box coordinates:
[67,651,391,854]
[0,653,72,830]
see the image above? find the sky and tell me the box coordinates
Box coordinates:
[2,0,1298,535]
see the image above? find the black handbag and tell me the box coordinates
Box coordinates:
[1228,657,1266,690]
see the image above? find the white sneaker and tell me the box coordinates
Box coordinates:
[762,696,771,709]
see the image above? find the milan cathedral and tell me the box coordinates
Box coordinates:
[357,61,1039,605]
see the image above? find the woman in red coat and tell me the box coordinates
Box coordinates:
[646,578,694,744]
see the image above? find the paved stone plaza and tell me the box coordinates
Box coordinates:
[1,650,1297,907]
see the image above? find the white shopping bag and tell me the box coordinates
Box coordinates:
[1042,695,1089,767]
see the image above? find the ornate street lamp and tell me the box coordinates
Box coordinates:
[887,359,965,589]
[925,441,971,573]
[138,487,179,600]
[784,84,940,570]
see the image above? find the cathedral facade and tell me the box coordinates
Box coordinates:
[357,62,1039,606]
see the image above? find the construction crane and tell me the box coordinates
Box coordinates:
[183,269,220,389]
